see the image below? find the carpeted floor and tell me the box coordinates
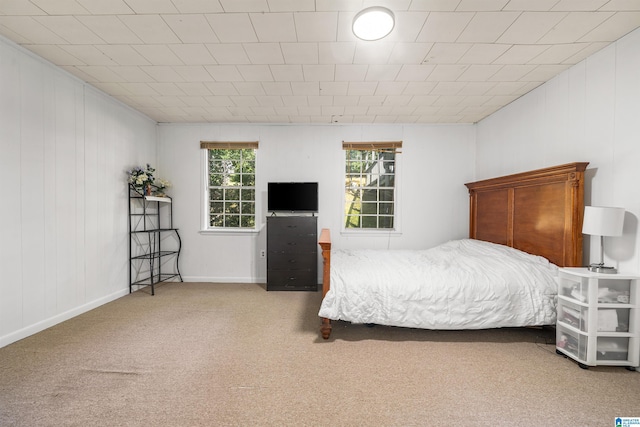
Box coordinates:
[0,282,638,426]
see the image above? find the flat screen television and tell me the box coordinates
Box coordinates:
[268,182,318,213]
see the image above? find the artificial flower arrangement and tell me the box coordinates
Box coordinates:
[127,164,171,196]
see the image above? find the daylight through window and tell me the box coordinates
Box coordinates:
[202,141,257,229]
[343,141,400,230]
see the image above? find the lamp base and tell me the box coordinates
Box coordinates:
[587,264,618,274]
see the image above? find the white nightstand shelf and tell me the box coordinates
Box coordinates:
[556,267,639,369]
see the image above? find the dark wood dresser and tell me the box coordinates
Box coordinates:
[266,216,318,291]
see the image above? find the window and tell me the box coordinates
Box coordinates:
[343,141,401,230]
[201,141,258,229]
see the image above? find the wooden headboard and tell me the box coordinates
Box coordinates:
[464,162,589,267]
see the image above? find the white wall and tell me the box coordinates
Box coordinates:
[0,37,157,347]
[476,28,640,273]
[158,123,475,283]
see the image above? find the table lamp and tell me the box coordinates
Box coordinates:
[582,206,625,274]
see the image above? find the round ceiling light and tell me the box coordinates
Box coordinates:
[352,7,395,41]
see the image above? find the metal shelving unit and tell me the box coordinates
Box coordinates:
[128,184,182,295]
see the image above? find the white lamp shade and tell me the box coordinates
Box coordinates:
[582,206,625,236]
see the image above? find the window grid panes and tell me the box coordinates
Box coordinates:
[344,149,395,229]
[207,148,256,229]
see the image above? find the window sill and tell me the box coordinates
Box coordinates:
[199,224,264,235]
[340,229,402,237]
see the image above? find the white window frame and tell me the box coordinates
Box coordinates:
[341,142,402,235]
[200,142,260,234]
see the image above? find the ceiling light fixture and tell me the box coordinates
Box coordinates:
[352,7,395,41]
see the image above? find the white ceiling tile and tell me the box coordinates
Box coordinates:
[90,81,130,95]
[205,44,250,64]
[0,16,68,44]
[109,66,154,82]
[76,0,134,14]
[76,16,142,43]
[485,81,529,95]
[579,11,640,41]
[426,64,468,81]
[458,44,511,64]
[384,11,429,42]
[493,45,551,64]
[456,0,509,11]
[29,0,90,15]
[292,82,320,95]
[177,82,212,95]
[375,82,408,95]
[303,64,335,81]
[97,45,149,66]
[458,81,497,95]
[335,64,368,81]
[497,12,568,44]
[268,0,315,12]
[318,42,356,64]
[281,43,319,64]
[396,64,436,81]
[551,0,608,12]
[237,64,274,81]
[600,1,640,11]
[458,12,520,43]
[348,82,378,96]
[170,44,217,65]
[219,0,269,13]
[422,43,471,64]
[431,81,466,95]
[281,95,309,105]
[270,65,304,81]
[140,66,186,82]
[319,81,348,95]
[520,64,570,81]
[206,13,257,43]
[416,12,474,42]
[243,43,284,64]
[0,0,47,15]
[262,82,293,95]
[205,65,244,81]
[61,45,117,65]
[489,64,537,81]
[119,15,182,44]
[26,45,85,65]
[74,65,124,81]
[163,14,220,44]
[364,64,401,81]
[204,82,239,95]
[502,0,558,11]
[133,45,184,65]
[530,43,592,64]
[388,43,433,64]
[233,82,265,95]
[147,83,186,95]
[170,0,224,13]
[34,16,104,44]
[173,65,215,81]
[294,12,338,42]
[563,41,609,63]
[123,0,179,13]
[538,12,613,43]
[353,42,394,64]
[250,12,296,42]
[409,0,460,11]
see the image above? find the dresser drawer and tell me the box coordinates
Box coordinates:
[267,216,317,235]
[267,269,317,291]
[267,238,316,253]
[268,252,316,270]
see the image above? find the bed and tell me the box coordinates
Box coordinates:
[318,162,589,339]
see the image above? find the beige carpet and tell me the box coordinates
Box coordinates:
[1,282,638,426]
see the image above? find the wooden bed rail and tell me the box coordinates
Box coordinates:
[319,228,332,339]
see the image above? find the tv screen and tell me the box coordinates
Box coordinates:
[268,182,318,212]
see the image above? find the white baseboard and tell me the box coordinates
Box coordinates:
[182,276,266,283]
[0,288,129,349]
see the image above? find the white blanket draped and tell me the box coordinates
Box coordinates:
[318,239,558,329]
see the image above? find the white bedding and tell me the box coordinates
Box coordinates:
[318,239,558,329]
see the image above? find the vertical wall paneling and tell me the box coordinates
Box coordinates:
[0,42,23,336]
[0,35,158,348]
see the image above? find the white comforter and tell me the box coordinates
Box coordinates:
[318,239,558,329]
